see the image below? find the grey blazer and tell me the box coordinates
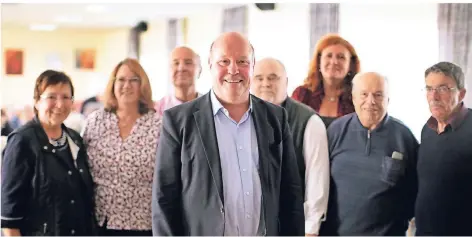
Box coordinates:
[152,92,304,236]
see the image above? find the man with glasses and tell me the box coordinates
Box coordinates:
[415,62,472,236]
[320,72,418,235]
[250,57,329,236]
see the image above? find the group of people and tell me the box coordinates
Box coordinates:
[1,31,470,236]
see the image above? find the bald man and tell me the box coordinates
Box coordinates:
[152,32,304,236]
[251,57,329,236]
[319,72,418,235]
[155,46,202,116]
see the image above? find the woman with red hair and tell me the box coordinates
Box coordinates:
[292,33,361,127]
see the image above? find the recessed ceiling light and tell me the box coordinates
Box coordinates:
[86,4,108,13]
[29,24,57,31]
[54,15,83,23]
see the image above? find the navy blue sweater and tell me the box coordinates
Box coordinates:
[320,113,418,236]
[415,109,472,236]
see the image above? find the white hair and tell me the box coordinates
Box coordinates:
[352,71,389,94]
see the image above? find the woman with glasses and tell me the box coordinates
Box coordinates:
[82,58,161,236]
[1,70,97,236]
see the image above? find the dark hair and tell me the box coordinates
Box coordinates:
[425,61,465,89]
[33,70,74,115]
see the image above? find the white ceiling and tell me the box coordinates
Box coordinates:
[1,3,242,29]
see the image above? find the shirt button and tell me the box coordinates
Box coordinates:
[239,146,242,150]
[52,149,56,153]
[71,229,75,235]
[242,168,247,172]
[43,146,48,150]
[68,171,72,175]
[70,200,75,204]
[79,169,83,173]
[246,214,251,219]
[245,192,250,196]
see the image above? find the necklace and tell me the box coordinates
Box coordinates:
[327,96,337,102]
[49,130,66,147]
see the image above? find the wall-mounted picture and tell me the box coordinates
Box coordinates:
[5,49,24,75]
[75,49,95,70]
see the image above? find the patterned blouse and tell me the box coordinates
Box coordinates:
[82,109,161,230]
[291,85,355,118]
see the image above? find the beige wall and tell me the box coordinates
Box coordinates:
[1,27,129,107]
[139,21,169,101]
[0,4,312,109]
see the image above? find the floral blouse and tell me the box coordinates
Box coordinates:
[82,109,161,230]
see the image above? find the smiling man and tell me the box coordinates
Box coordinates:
[320,72,418,236]
[251,57,330,236]
[152,32,304,236]
[155,46,202,116]
[415,62,472,236]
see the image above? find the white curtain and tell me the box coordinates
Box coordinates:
[438,3,472,105]
[128,28,139,60]
[222,5,248,37]
[309,3,340,59]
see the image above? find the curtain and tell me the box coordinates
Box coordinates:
[128,28,139,60]
[222,5,248,37]
[438,3,472,105]
[309,3,340,59]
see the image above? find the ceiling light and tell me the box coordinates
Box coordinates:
[54,15,83,23]
[29,24,57,31]
[86,4,108,13]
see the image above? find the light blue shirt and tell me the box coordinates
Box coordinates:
[210,90,265,236]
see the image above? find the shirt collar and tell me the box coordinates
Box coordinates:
[210,89,252,116]
[427,102,468,132]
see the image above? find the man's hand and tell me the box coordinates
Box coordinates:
[2,228,21,236]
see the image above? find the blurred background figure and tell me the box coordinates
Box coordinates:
[155,46,202,116]
[1,108,14,137]
[80,94,104,118]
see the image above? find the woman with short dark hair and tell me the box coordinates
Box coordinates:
[1,70,97,236]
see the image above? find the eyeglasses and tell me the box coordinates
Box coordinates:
[39,94,74,103]
[115,77,141,85]
[424,85,457,94]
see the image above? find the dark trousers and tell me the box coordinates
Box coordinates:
[99,227,152,236]
[99,218,152,236]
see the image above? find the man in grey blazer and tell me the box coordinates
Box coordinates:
[152,32,304,236]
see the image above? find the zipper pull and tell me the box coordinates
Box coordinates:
[43,223,47,234]
[367,130,371,139]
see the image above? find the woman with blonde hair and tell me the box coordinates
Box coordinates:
[82,58,161,236]
[292,33,361,127]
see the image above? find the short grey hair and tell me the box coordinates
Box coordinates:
[352,71,389,93]
[425,61,465,89]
